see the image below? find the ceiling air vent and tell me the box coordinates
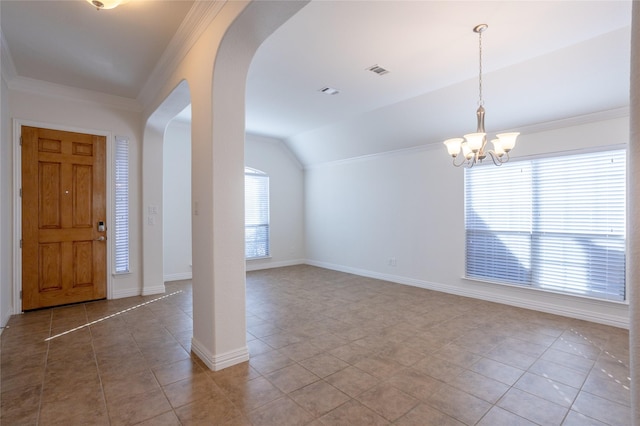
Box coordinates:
[367,64,389,76]
[319,87,340,95]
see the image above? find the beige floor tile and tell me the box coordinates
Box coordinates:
[571,390,632,425]
[153,357,206,386]
[0,266,632,425]
[106,388,172,426]
[385,368,442,401]
[426,383,492,425]
[470,357,525,386]
[174,393,244,425]
[246,396,314,426]
[162,372,226,408]
[223,376,284,412]
[319,399,390,425]
[325,366,379,398]
[299,352,349,378]
[249,350,295,375]
[356,383,419,421]
[497,387,568,425]
[412,355,465,383]
[476,406,537,426]
[101,368,161,402]
[514,371,579,408]
[0,384,42,425]
[395,403,465,426]
[289,380,350,417]
[449,369,509,404]
[264,363,320,393]
[527,358,588,389]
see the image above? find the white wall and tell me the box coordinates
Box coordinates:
[0,75,12,328]
[245,134,305,270]
[306,113,630,328]
[7,85,144,303]
[163,119,192,281]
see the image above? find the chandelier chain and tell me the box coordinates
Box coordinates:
[478,28,483,106]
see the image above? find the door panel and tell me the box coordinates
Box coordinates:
[22,126,107,310]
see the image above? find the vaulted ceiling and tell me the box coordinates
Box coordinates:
[1,0,632,167]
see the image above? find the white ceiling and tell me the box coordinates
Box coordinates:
[1,0,632,167]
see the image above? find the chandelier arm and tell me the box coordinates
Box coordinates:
[487,150,508,166]
[452,155,467,167]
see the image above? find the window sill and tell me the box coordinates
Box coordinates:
[462,275,629,306]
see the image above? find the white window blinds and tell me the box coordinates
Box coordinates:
[465,149,626,301]
[245,167,270,259]
[114,136,130,273]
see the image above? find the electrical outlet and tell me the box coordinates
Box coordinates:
[388,257,397,267]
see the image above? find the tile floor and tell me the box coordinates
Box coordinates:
[0,265,631,425]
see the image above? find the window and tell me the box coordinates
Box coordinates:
[245,167,270,259]
[114,136,130,273]
[465,148,626,301]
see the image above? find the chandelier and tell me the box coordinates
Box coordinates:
[443,24,519,167]
[86,0,123,10]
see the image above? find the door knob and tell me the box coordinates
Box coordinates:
[95,236,106,241]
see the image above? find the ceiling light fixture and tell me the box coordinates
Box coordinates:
[443,24,519,167]
[87,0,123,10]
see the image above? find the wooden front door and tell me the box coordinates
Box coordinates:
[21,126,107,310]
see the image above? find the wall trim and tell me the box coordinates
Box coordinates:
[164,272,193,282]
[246,258,306,272]
[305,260,629,329]
[305,107,630,171]
[191,338,249,371]
[12,119,115,313]
[7,77,141,112]
[141,284,166,296]
[0,309,12,335]
[112,288,141,300]
[137,0,227,110]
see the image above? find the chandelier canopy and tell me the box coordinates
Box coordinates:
[86,0,124,10]
[443,24,519,168]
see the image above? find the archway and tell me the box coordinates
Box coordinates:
[141,1,309,371]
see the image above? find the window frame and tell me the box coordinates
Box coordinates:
[245,167,270,260]
[113,136,130,274]
[464,146,627,303]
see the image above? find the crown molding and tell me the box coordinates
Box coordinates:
[305,107,630,170]
[7,76,141,112]
[514,106,630,135]
[137,0,227,110]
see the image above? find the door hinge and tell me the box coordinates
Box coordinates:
[20,239,22,249]
[19,291,22,300]
[19,188,22,198]
[19,136,22,146]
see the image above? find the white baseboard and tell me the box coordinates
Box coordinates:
[246,258,305,272]
[112,288,141,299]
[191,338,249,371]
[305,259,630,329]
[0,308,13,334]
[164,272,193,282]
[142,284,166,296]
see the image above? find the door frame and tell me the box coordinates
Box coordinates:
[12,119,114,313]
